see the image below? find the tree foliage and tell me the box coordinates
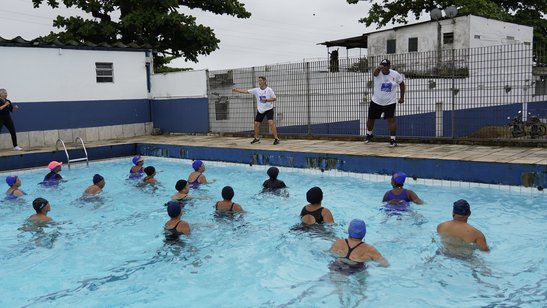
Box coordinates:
[347,0,546,59]
[32,0,251,71]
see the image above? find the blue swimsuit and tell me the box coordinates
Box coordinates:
[129,167,144,179]
[386,189,411,202]
[189,173,202,189]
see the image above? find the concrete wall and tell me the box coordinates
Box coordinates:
[150,70,209,133]
[0,46,152,149]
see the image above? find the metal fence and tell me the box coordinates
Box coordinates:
[208,43,547,142]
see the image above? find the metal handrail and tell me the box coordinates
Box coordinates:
[55,137,89,169]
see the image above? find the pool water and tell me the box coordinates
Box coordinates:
[1,157,545,307]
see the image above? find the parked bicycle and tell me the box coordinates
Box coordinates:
[507,111,547,138]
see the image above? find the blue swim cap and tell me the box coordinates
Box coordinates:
[132,155,143,165]
[392,171,407,186]
[192,160,203,171]
[6,175,17,186]
[348,219,366,239]
[453,199,471,216]
[166,201,182,218]
[93,174,104,184]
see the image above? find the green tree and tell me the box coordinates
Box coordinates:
[347,0,546,63]
[32,0,251,71]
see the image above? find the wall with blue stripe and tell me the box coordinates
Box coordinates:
[151,98,209,133]
[10,99,150,132]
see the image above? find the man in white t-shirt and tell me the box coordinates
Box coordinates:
[364,59,405,147]
[233,76,280,145]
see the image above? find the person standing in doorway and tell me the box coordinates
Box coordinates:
[364,59,405,147]
[0,88,22,151]
[232,76,280,145]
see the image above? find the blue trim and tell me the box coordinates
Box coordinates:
[9,99,150,132]
[151,98,209,133]
[137,143,547,187]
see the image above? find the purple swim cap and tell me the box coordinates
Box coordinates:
[192,160,203,171]
[6,175,17,186]
[132,155,144,165]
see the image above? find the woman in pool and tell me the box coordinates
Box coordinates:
[171,179,191,201]
[214,186,243,213]
[164,201,190,240]
[28,197,53,223]
[330,219,389,271]
[129,155,145,179]
[262,167,287,192]
[83,174,106,196]
[43,161,63,184]
[142,166,157,184]
[5,175,25,199]
[300,187,334,225]
[382,171,423,205]
[187,160,208,189]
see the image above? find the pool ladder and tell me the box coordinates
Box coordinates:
[56,137,89,169]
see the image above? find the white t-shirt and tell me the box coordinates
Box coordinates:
[371,69,404,106]
[248,87,275,113]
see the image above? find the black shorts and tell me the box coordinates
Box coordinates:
[368,101,396,119]
[255,109,274,122]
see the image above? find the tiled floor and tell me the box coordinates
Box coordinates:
[2,134,547,165]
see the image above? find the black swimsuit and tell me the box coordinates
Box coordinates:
[300,206,324,223]
[165,220,184,241]
[215,202,235,211]
[345,239,364,259]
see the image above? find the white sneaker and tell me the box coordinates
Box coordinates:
[13,146,23,151]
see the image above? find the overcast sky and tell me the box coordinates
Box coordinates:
[1,0,389,71]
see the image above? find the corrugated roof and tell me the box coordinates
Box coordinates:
[0,36,153,52]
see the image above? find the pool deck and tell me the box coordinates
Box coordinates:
[1,134,546,186]
[2,134,546,164]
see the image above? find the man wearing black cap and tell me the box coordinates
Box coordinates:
[365,59,405,147]
[437,199,489,252]
[84,174,106,196]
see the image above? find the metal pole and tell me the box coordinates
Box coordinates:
[451,47,455,138]
[306,62,311,135]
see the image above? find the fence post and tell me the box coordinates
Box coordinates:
[435,101,443,137]
[306,61,311,135]
[451,48,455,138]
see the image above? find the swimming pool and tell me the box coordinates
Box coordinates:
[1,157,545,307]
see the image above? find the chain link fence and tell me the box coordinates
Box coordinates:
[208,43,547,142]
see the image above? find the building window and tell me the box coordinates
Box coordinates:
[387,39,396,54]
[443,32,454,44]
[96,62,114,83]
[408,37,418,52]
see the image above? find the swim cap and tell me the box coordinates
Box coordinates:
[348,219,367,239]
[267,167,279,179]
[453,199,471,216]
[32,197,49,212]
[306,187,323,204]
[380,59,390,66]
[144,166,155,176]
[166,201,182,218]
[392,171,406,186]
[93,174,104,184]
[192,160,203,171]
[6,175,17,186]
[222,186,235,200]
[175,180,188,191]
[48,161,63,171]
[132,155,144,165]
